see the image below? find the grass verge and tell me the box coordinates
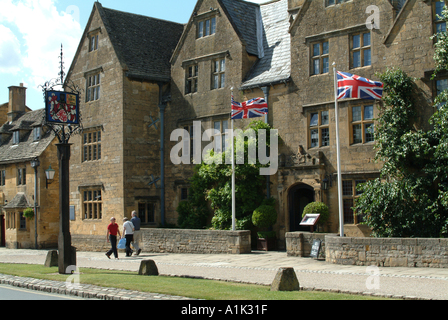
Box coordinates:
[0,263,390,300]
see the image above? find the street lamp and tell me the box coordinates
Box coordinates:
[30,158,40,250]
[45,165,56,188]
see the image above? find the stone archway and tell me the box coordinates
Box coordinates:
[288,183,315,232]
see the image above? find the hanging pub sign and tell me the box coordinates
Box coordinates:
[45,90,80,125]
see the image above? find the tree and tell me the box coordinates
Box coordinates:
[355,6,448,238]
[355,71,448,238]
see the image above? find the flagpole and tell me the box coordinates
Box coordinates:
[333,62,344,238]
[231,88,236,231]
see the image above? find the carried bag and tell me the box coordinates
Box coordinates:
[117,238,126,249]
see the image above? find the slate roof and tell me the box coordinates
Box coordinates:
[240,0,291,89]
[96,3,185,82]
[0,109,55,164]
[220,0,261,57]
[4,193,31,209]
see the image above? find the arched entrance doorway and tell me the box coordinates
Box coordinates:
[288,184,315,232]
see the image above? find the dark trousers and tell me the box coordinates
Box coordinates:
[106,235,118,258]
[125,234,134,256]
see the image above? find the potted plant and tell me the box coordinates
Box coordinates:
[23,207,34,220]
[302,202,329,232]
[252,203,278,251]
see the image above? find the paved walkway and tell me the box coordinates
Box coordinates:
[0,248,447,300]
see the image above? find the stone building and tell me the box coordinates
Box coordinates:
[0,84,60,249]
[64,2,184,242]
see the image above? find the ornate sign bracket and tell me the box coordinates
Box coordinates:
[39,44,83,144]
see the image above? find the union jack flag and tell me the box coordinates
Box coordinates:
[337,71,383,100]
[231,96,268,119]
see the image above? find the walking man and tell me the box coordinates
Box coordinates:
[123,217,135,257]
[131,211,142,256]
[106,217,121,259]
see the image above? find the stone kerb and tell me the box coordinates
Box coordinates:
[325,235,448,268]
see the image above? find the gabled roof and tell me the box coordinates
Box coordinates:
[67,2,185,83]
[241,0,291,89]
[171,0,263,64]
[4,193,31,209]
[0,109,55,164]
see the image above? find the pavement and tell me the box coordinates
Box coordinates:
[0,247,447,300]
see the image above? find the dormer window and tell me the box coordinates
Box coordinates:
[33,127,42,141]
[13,131,20,145]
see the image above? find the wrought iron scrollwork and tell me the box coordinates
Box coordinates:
[39,44,83,144]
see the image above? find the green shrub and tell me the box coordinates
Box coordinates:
[177,201,208,229]
[257,231,276,239]
[23,208,34,219]
[302,202,329,226]
[252,205,277,229]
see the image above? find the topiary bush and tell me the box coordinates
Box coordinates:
[302,202,329,226]
[252,205,277,229]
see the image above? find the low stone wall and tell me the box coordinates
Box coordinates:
[72,229,251,255]
[286,232,336,258]
[325,235,448,268]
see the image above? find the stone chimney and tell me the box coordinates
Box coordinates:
[7,83,27,122]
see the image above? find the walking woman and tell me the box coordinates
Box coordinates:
[106,217,122,259]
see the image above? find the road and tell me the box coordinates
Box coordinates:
[0,284,96,300]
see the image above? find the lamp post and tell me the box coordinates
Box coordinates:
[30,158,40,250]
[40,44,82,274]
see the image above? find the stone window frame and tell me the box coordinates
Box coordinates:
[180,187,189,201]
[195,10,219,39]
[349,104,375,145]
[310,40,329,76]
[432,71,448,108]
[86,73,101,102]
[434,1,447,36]
[6,211,16,230]
[342,179,369,224]
[17,167,26,186]
[182,51,230,95]
[0,170,5,186]
[308,110,330,149]
[138,201,156,225]
[82,128,102,163]
[213,118,230,153]
[350,31,371,69]
[185,64,199,95]
[87,27,101,52]
[325,0,351,7]
[211,58,226,90]
[82,188,103,221]
[19,211,26,230]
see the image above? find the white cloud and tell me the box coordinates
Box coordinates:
[0,0,82,91]
[0,25,22,74]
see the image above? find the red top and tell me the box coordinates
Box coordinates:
[107,223,119,236]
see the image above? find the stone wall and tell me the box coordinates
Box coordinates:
[286,232,336,258]
[325,235,448,268]
[72,229,251,255]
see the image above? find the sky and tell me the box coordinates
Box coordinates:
[0,0,267,111]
